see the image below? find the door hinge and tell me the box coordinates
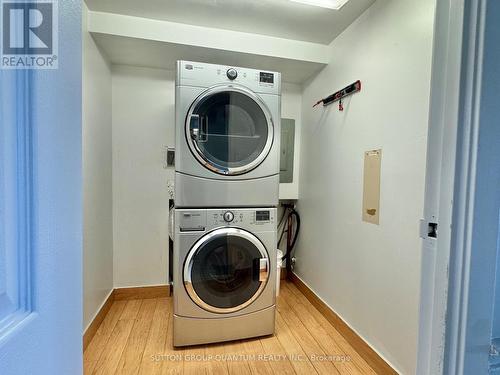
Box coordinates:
[420,219,438,239]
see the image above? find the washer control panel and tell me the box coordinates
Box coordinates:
[210,209,274,227]
[176,208,276,233]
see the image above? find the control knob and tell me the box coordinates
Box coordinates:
[223,211,234,222]
[226,68,238,80]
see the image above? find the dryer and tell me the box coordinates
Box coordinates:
[173,207,276,346]
[175,61,281,208]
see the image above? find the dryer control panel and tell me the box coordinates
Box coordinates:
[176,61,281,96]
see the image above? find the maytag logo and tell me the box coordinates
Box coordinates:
[1,0,58,69]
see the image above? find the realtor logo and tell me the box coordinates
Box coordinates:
[1,0,58,69]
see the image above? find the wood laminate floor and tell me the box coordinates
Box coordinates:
[84,281,379,375]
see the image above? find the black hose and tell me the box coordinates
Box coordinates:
[279,208,301,274]
[277,207,290,248]
[288,209,301,251]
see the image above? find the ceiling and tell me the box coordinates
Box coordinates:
[85,0,375,45]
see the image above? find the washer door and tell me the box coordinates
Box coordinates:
[185,85,274,175]
[184,228,270,314]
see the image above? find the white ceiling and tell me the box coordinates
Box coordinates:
[85,0,375,45]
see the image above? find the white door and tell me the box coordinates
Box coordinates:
[0,1,83,374]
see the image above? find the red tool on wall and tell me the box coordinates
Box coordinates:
[313,80,362,111]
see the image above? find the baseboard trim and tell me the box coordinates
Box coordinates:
[83,285,171,351]
[113,284,171,301]
[289,273,398,375]
[83,290,115,351]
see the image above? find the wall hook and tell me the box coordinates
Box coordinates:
[313,80,361,111]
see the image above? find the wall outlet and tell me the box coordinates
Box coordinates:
[162,146,175,169]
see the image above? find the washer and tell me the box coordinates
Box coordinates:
[175,61,281,208]
[173,207,277,346]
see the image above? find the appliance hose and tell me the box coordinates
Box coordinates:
[277,207,301,273]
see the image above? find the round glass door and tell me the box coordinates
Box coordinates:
[184,228,270,313]
[185,85,274,175]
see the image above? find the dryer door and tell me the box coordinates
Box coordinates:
[184,228,270,313]
[186,85,274,176]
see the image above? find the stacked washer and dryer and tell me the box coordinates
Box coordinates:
[173,61,281,346]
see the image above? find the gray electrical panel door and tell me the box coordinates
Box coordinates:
[280,118,295,183]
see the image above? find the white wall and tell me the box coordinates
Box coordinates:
[111,66,173,288]
[82,3,114,331]
[295,1,435,374]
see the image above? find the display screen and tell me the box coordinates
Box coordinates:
[256,211,270,222]
[259,72,274,84]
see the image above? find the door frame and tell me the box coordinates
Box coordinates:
[417,0,498,373]
[443,0,500,373]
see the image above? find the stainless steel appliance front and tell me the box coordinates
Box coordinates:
[175,61,281,208]
[173,208,277,346]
